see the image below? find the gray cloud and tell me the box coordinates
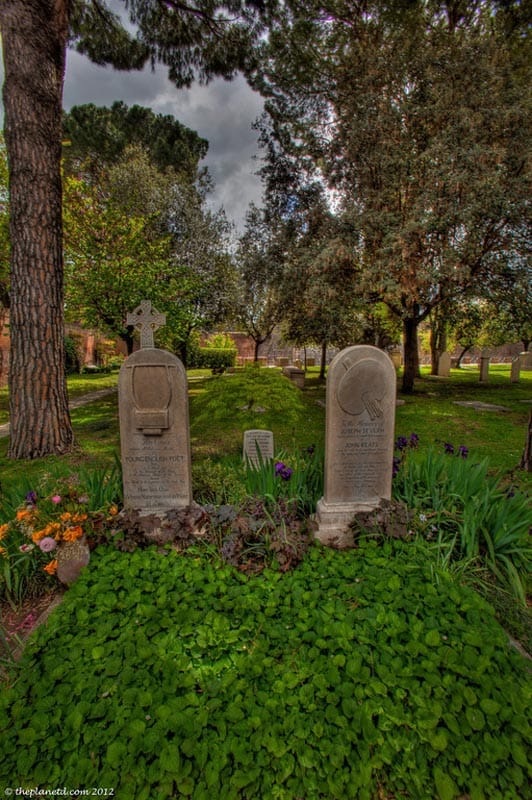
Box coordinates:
[2,46,265,232]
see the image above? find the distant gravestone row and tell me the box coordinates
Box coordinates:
[116,303,399,548]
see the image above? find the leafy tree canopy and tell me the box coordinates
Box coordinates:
[62,101,208,182]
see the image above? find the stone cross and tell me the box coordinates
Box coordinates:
[126,300,166,349]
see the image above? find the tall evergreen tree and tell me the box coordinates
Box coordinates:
[0,0,264,458]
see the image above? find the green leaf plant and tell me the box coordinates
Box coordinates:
[0,541,530,799]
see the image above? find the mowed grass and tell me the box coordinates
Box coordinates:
[0,363,530,495]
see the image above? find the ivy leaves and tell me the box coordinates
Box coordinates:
[1,541,530,799]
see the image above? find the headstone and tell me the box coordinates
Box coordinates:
[511,356,521,383]
[119,301,193,515]
[277,357,289,367]
[437,352,451,377]
[389,347,402,370]
[315,345,396,547]
[520,351,532,371]
[243,429,274,468]
[479,353,490,382]
[306,357,315,367]
[282,365,305,389]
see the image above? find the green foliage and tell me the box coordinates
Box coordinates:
[191,366,305,435]
[191,458,247,506]
[243,446,323,517]
[64,335,82,374]
[62,102,208,181]
[1,541,530,798]
[191,348,237,372]
[393,447,532,605]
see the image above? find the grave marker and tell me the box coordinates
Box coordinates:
[243,429,274,468]
[479,353,490,382]
[437,352,451,377]
[119,301,193,515]
[315,345,396,547]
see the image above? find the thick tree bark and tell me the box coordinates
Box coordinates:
[519,409,532,473]
[430,317,447,376]
[1,0,75,458]
[402,318,419,394]
[319,340,327,380]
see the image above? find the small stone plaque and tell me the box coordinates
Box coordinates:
[243,429,274,468]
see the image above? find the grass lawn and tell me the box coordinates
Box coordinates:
[0,363,530,494]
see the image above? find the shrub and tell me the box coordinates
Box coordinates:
[191,365,305,434]
[192,347,237,372]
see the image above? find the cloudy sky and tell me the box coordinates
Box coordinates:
[0,45,265,233]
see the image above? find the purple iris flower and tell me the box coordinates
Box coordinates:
[444,443,455,455]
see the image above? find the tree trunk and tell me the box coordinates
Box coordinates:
[429,312,447,376]
[1,0,74,458]
[319,340,327,380]
[456,345,472,368]
[402,318,419,393]
[254,338,261,362]
[519,409,532,472]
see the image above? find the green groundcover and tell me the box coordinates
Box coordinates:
[1,540,530,800]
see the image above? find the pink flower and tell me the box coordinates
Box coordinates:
[19,543,35,553]
[38,537,57,553]
[51,495,62,504]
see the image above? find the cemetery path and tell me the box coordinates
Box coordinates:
[0,386,117,439]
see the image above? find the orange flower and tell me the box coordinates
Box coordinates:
[72,513,88,523]
[31,529,48,543]
[16,509,32,521]
[43,559,58,575]
[62,525,84,542]
[45,522,62,537]
[109,505,119,517]
[0,523,9,539]
[0,546,6,557]
[60,512,72,522]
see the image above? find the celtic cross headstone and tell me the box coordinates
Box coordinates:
[119,300,193,515]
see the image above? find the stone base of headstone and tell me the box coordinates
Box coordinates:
[315,498,412,548]
[315,498,378,548]
[56,538,91,585]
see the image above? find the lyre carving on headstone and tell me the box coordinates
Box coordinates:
[315,345,396,547]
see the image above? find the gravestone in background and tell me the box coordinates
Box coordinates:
[315,345,396,547]
[119,301,193,515]
[511,356,521,383]
[243,429,274,468]
[479,352,490,383]
[283,365,305,389]
[520,351,532,371]
[437,352,451,377]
